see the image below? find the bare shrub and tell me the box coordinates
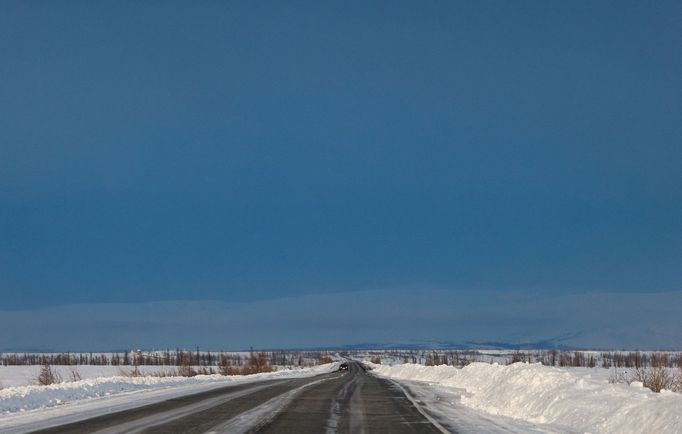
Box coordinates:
[673,369,682,392]
[150,368,183,377]
[37,363,62,385]
[118,366,143,377]
[242,352,273,375]
[179,359,197,377]
[632,367,674,393]
[178,366,197,377]
[449,351,470,367]
[69,366,82,382]
[299,359,315,368]
[370,356,381,364]
[148,365,206,378]
[319,356,333,365]
[509,351,526,364]
[648,367,674,392]
[608,368,632,385]
[221,365,241,376]
[196,366,213,376]
[425,352,442,366]
[632,368,646,384]
[219,358,240,376]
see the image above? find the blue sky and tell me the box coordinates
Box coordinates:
[1,0,681,323]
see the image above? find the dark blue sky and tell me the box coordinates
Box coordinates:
[1,1,681,309]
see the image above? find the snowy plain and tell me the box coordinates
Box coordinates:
[369,361,682,434]
[0,363,338,433]
[3,359,681,433]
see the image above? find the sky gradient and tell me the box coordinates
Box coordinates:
[1,0,681,334]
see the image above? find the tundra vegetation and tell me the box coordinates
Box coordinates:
[3,348,681,393]
[0,349,335,385]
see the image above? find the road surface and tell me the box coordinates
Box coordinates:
[28,361,447,434]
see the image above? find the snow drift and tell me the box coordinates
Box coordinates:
[370,362,682,433]
[0,364,336,415]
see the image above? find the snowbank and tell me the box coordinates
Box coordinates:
[0,364,337,415]
[370,362,682,433]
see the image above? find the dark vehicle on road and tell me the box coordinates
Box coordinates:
[339,362,349,371]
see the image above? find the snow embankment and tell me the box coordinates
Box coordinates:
[370,362,682,434]
[0,364,337,415]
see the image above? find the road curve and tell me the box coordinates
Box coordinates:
[29,361,445,434]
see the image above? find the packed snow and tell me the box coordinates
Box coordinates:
[370,362,682,434]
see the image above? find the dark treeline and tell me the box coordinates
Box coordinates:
[515,350,682,369]
[0,349,332,368]
[4,349,680,369]
[344,349,682,369]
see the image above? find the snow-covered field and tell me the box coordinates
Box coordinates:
[0,365,201,388]
[0,363,338,433]
[3,357,681,433]
[370,362,682,434]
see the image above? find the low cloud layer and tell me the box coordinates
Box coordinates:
[2,289,680,351]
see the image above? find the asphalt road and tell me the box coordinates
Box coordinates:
[29,361,446,434]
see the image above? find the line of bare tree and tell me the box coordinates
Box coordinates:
[343,349,682,369]
[0,349,334,368]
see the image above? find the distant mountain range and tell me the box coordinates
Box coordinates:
[305,339,577,351]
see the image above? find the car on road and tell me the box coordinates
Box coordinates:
[339,362,349,371]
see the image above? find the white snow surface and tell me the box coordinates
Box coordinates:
[0,363,337,432]
[370,362,682,434]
